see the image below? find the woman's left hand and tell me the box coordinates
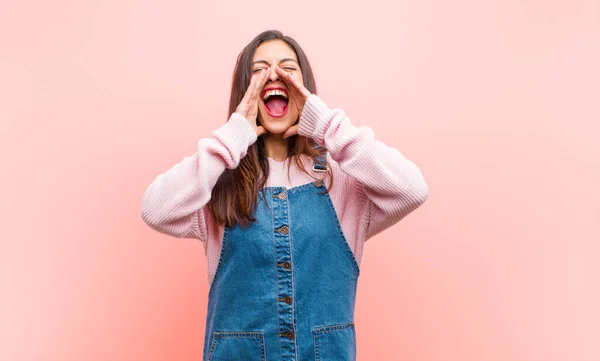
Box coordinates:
[275,65,312,139]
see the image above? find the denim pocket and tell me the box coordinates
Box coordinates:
[313,321,356,361]
[207,331,266,361]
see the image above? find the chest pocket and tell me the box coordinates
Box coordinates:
[313,321,357,361]
[207,331,266,361]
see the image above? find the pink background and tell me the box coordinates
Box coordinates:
[1,0,599,360]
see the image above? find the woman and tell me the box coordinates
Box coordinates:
[141,30,429,361]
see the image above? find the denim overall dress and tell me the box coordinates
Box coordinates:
[203,150,360,361]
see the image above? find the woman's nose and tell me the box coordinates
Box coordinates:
[267,66,280,82]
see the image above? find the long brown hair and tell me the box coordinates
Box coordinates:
[207,30,334,229]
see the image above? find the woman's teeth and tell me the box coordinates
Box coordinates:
[263,89,288,100]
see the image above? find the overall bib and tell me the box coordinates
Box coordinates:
[203,151,360,361]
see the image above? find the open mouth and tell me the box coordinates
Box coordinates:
[262,87,289,118]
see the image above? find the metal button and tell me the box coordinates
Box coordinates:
[277,262,291,269]
[315,179,324,187]
[278,191,287,200]
[279,296,292,304]
[276,225,289,234]
[280,331,294,339]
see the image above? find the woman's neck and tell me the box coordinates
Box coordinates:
[263,133,289,161]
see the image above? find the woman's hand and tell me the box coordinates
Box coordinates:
[275,66,312,139]
[235,68,270,136]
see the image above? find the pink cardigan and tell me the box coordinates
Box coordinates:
[141,94,429,285]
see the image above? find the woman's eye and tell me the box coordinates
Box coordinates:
[283,67,296,71]
[252,68,266,73]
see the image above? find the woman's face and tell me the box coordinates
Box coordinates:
[251,39,304,136]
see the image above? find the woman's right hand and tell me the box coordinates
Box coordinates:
[235,68,270,136]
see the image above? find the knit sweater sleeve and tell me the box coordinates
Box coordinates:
[297,94,429,241]
[141,113,258,241]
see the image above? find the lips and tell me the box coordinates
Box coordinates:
[262,87,289,118]
[261,86,289,99]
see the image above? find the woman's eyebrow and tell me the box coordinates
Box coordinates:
[252,58,299,66]
[279,58,299,65]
